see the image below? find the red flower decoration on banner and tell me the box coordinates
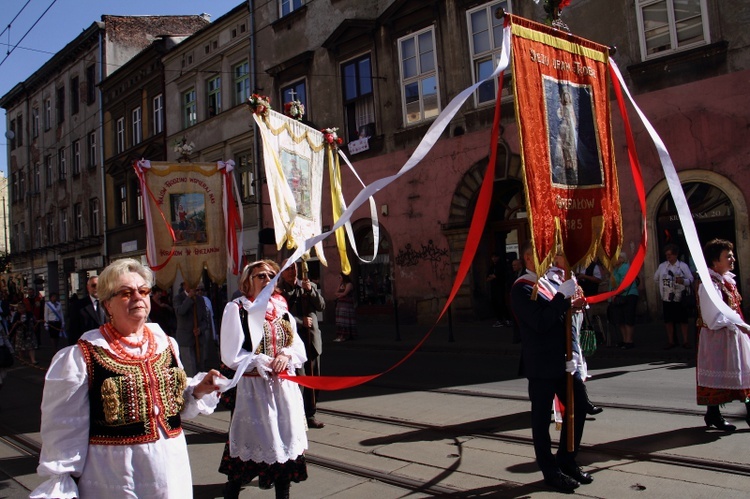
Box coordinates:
[321,127,344,147]
[283,100,305,120]
[247,93,271,118]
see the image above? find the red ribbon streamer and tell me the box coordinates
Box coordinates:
[222,170,242,275]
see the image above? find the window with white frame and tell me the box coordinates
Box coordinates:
[234,61,250,106]
[235,152,255,201]
[74,203,83,239]
[60,210,68,243]
[132,107,142,145]
[342,54,375,142]
[58,148,66,181]
[32,107,39,138]
[207,76,221,117]
[153,94,164,135]
[183,88,197,128]
[636,0,709,60]
[468,1,512,106]
[118,184,128,225]
[280,0,303,17]
[45,155,52,187]
[90,198,101,235]
[44,98,51,130]
[73,140,81,175]
[88,131,97,168]
[116,117,125,153]
[398,27,440,125]
[135,184,144,221]
[281,80,307,110]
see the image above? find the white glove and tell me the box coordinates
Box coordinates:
[557,279,577,298]
[565,360,576,373]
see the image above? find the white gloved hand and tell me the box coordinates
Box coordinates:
[557,279,577,298]
[565,360,576,373]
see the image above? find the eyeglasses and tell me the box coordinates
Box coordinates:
[113,287,152,300]
[252,272,275,281]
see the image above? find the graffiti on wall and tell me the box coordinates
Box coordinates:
[394,240,450,279]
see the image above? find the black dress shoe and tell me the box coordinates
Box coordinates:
[560,464,594,484]
[586,405,604,415]
[544,471,579,493]
[307,417,325,429]
[704,413,736,432]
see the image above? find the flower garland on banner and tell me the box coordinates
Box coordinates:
[247,93,271,118]
[322,127,343,146]
[284,100,305,121]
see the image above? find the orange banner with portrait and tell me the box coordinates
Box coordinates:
[510,15,621,272]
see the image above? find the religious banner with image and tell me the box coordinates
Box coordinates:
[253,109,327,265]
[135,161,242,289]
[510,14,622,272]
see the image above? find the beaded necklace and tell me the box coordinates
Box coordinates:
[101,323,156,360]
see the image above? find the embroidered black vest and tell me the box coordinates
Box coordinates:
[79,340,187,445]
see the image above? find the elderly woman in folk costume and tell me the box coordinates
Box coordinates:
[219,260,308,499]
[31,258,222,498]
[696,239,750,432]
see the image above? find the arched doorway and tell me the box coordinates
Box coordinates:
[349,220,394,320]
[645,171,750,313]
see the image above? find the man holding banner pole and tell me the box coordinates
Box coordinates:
[511,241,592,492]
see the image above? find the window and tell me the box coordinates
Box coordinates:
[234,62,250,106]
[183,88,197,128]
[468,1,511,106]
[342,54,375,142]
[117,184,128,225]
[71,77,80,115]
[72,140,81,175]
[88,131,97,168]
[44,98,51,130]
[60,210,68,243]
[135,185,144,221]
[19,171,25,200]
[236,152,255,201]
[47,216,54,245]
[8,119,15,150]
[56,86,65,124]
[280,0,303,17]
[11,172,17,202]
[153,94,164,135]
[89,198,100,235]
[281,80,307,110]
[33,163,40,193]
[207,76,221,117]
[398,27,440,125]
[74,203,83,238]
[86,64,96,105]
[116,117,125,153]
[45,155,53,187]
[58,148,66,181]
[32,107,39,138]
[636,0,709,60]
[16,114,23,147]
[132,107,142,145]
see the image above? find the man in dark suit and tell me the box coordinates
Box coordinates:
[280,259,326,428]
[68,276,108,344]
[510,241,592,493]
[174,282,209,376]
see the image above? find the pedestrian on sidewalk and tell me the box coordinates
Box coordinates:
[334,273,357,342]
[510,241,593,493]
[608,252,638,349]
[44,292,65,351]
[10,301,37,365]
[696,239,750,432]
[654,244,694,349]
[219,260,308,499]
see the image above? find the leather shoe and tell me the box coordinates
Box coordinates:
[544,471,579,493]
[586,405,604,415]
[307,417,325,429]
[559,464,593,484]
[704,413,736,432]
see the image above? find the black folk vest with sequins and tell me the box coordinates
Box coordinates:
[78,340,188,445]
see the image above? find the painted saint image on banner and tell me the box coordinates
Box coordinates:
[543,77,603,188]
[170,193,208,245]
[280,149,312,219]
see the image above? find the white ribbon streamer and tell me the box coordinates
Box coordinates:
[336,149,380,263]
[609,59,747,327]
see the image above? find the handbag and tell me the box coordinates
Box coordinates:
[580,311,597,357]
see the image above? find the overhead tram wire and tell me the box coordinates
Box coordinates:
[0,0,33,40]
[0,0,59,69]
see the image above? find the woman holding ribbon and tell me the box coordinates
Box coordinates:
[30,258,221,498]
[219,259,308,499]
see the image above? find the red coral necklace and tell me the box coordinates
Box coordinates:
[101,323,156,360]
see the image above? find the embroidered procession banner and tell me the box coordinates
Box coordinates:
[510,15,622,272]
[136,162,237,289]
[253,110,327,265]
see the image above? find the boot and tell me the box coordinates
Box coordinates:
[704,405,736,432]
[275,479,290,499]
[745,401,750,427]
[223,479,242,499]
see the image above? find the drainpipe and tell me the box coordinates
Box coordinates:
[97,29,108,266]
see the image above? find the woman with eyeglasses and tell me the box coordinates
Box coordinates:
[219,259,308,499]
[31,258,222,499]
